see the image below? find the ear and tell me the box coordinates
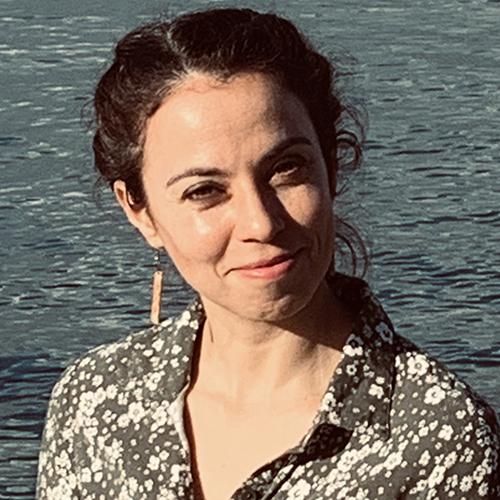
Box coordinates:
[113,180,163,249]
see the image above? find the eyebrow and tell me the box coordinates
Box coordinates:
[165,136,313,188]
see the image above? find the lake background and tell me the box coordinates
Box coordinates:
[1,0,499,497]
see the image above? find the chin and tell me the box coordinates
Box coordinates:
[226,282,321,324]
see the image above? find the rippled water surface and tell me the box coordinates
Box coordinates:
[1,0,499,497]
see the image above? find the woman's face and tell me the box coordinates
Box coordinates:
[116,72,336,322]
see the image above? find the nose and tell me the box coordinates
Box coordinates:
[233,186,285,242]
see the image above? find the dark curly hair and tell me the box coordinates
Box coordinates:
[92,7,369,276]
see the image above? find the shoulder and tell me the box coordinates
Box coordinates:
[52,320,169,397]
[47,303,201,415]
[390,334,499,497]
[43,322,165,434]
[392,333,498,429]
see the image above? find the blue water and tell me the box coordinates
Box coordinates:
[1,0,499,497]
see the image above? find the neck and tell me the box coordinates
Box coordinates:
[191,280,354,408]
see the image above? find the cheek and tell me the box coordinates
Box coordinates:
[286,185,333,229]
[295,186,335,258]
[157,210,230,264]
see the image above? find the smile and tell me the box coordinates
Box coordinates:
[232,251,300,280]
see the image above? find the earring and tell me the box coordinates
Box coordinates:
[150,248,164,325]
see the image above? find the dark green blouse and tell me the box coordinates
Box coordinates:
[37,272,499,499]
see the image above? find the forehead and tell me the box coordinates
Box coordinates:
[143,71,318,169]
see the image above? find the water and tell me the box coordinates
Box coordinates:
[1,0,499,497]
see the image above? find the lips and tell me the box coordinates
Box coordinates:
[235,252,294,270]
[230,250,301,280]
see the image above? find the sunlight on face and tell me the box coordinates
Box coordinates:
[140,72,336,321]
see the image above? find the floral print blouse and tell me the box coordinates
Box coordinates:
[37,272,499,499]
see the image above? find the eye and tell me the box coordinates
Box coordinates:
[275,161,299,175]
[271,156,308,183]
[182,182,226,202]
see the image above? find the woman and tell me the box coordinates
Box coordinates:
[37,8,498,499]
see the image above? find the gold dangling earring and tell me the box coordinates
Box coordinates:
[150,248,164,325]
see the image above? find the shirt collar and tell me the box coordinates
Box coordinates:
[315,272,396,440]
[151,272,395,439]
[148,299,204,402]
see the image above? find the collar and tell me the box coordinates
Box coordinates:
[149,298,204,402]
[150,272,395,440]
[313,272,396,440]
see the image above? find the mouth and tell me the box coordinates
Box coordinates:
[238,253,293,269]
[232,250,301,279]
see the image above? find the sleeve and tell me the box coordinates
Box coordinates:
[36,364,81,499]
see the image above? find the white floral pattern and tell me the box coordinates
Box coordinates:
[37,272,500,499]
